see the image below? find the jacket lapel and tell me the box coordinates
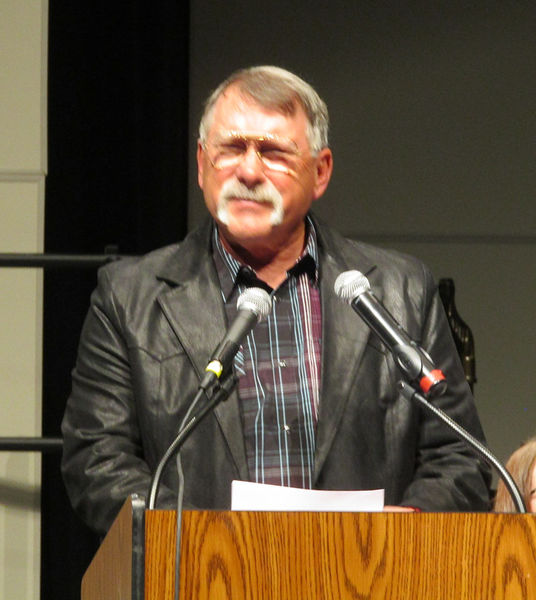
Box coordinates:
[313,225,377,483]
[155,223,250,480]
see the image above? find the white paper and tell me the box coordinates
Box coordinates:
[231,481,384,512]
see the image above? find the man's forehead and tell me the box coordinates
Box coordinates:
[214,87,295,116]
[209,87,308,136]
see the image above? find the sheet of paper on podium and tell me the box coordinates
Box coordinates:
[231,481,384,511]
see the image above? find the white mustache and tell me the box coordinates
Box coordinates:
[220,180,281,205]
[218,179,284,226]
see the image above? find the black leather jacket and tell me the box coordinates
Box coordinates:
[61,217,491,535]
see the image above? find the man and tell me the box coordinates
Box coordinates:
[62,66,491,536]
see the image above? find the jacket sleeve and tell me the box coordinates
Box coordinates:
[398,263,492,511]
[61,266,176,536]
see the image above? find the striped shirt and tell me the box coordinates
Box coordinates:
[213,220,322,488]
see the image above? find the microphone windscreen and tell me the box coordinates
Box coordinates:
[334,270,371,303]
[237,287,272,319]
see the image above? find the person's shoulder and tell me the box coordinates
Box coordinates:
[99,220,211,284]
[351,239,429,279]
[315,217,430,280]
[94,221,212,303]
[98,242,182,284]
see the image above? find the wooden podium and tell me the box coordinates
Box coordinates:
[81,496,536,599]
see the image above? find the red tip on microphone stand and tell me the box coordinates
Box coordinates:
[419,369,447,397]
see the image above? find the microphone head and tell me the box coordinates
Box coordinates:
[334,270,371,303]
[237,287,272,319]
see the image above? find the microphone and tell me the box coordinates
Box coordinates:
[334,270,447,398]
[148,286,271,510]
[199,287,272,391]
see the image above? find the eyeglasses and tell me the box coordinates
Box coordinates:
[203,131,306,177]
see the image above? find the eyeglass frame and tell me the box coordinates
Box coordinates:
[201,130,312,178]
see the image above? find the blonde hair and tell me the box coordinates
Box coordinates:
[198,65,329,154]
[494,436,536,512]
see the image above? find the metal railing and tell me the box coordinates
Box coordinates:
[0,437,63,452]
[0,252,122,269]
[0,251,127,454]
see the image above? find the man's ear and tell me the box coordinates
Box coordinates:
[197,141,205,189]
[312,148,333,200]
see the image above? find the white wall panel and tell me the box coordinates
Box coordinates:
[0,0,47,172]
[0,179,44,600]
[0,0,46,597]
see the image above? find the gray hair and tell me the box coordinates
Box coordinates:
[198,66,329,154]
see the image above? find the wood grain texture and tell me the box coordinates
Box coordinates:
[81,497,133,600]
[143,511,536,600]
[82,505,536,599]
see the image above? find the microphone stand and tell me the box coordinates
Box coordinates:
[147,372,238,510]
[397,380,526,513]
[146,372,238,600]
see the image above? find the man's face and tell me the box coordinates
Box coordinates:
[197,85,332,251]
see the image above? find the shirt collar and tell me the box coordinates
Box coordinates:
[212,216,319,301]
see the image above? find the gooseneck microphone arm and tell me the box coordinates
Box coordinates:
[147,372,237,510]
[398,381,526,513]
[334,270,526,513]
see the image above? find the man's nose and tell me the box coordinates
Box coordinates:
[235,145,265,186]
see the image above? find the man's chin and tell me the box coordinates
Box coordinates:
[215,212,277,245]
[222,220,275,243]
[218,203,281,229]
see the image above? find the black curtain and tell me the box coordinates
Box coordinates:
[43,3,189,599]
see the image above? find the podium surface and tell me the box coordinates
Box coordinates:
[82,499,536,599]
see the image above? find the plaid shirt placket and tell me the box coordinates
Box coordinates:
[213,221,322,488]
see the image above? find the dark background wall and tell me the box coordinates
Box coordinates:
[189,1,536,240]
[43,1,535,598]
[188,0,536,468]
[43,3,189,598]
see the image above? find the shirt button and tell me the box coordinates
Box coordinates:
[278,359,287,368]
